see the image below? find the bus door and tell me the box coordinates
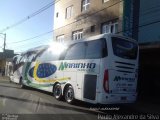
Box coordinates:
[80,60,100,101]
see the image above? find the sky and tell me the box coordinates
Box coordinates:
[0,0,54,53]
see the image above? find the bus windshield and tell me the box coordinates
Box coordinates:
[112,37,138,59]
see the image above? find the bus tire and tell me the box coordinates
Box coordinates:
[53,83,62,100]
[64,85,75,104]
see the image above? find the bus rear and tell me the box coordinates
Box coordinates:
[99,34,138,104]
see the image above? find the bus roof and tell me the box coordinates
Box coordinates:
[66,33,137,46]
[21,45,49,55]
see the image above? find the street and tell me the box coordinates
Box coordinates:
[0,77,160,120]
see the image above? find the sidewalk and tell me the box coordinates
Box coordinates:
[0,76,10,81]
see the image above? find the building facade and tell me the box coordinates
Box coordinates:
[139,0,160,44]
[53,0,139,43]
[138,0,160,96]
[0,49,15,76]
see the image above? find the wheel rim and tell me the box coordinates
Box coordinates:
[54,85,61,98]
[66,88,74,102]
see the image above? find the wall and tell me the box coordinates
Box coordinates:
[53,0,123,42]
[139,0,160,43]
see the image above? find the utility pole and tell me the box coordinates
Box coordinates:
[3,33,6,53]
[0,33,6,52]
[0,33,6,76]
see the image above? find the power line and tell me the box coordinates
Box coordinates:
[8,30,53,44]
[4,0,154,53]
[140,8,160,18]
[116,19,160,36]
[3,0,160,47]
[11,17,160,52]
[7,40,50,53]
[0,0,60,32]
[9,38,52,48]
[7,0,123,45]
[54,0,123,31]
[140,4,160,16]
[7,0,160,48]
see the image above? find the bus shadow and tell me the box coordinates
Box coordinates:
[0,83,140,114]
[0,84,21,89]
[70,100,143,114]
[21,86,135,114]
[0,82,139,114]
[0,94,104,115]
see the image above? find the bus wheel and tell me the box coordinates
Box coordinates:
[53,83,62,100]
[65,85,74,104]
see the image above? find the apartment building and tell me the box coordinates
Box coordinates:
[53,0,139,42]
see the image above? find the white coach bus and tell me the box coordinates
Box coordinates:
[11,33,139,104]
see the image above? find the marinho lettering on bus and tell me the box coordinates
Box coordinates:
[59,62,96,70]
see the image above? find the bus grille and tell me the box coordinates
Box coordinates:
[115,61,135,73]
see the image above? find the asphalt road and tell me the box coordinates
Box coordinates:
[0,78,159,120]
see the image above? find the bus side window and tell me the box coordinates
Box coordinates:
[20,55,27,63]
[18,56,22,63]
[36,48,60,62]
[64,42,86,60]
[25,51,37,62]
[59,50,67,60]
[86,38,107,59]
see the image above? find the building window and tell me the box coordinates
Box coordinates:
[72,30,83,40]
[103,0,109,3]
[82,0,90,12]
[64,42,86,60]
[91,25,95,32]
[56,35,64,43]
[102,21,118,34]
[66,6,73,19]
